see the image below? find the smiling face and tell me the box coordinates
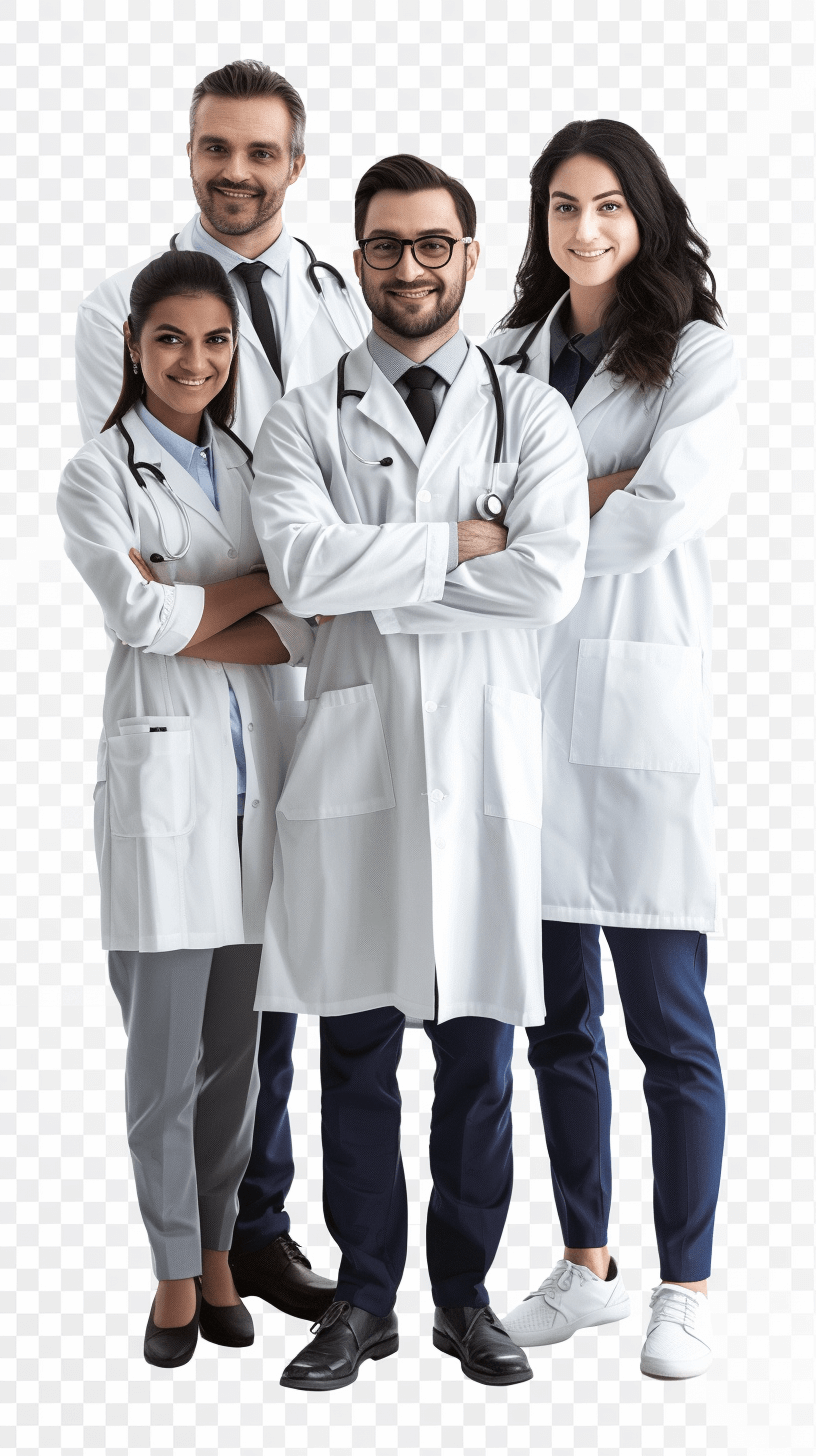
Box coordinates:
[354,188,480,350]
[188,94,305,249]
[125,293,236,441]
[547,153,640,322]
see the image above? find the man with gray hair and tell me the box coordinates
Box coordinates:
[74,57,367,1326]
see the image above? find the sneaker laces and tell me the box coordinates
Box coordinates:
[649,1285,698,1329]
[309,1299,351,1337]
[524,1259,587,1302]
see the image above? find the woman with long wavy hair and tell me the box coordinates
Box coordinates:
[482,120,741,1379]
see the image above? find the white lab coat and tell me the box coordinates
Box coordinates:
[57,407,314,953]
[74,215,370,447]
[482,297,742,930]
[250,340,589,1025]
[74,215,368,708]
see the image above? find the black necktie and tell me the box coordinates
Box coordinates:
[400,366,438,443]
[232,261,283,387]
[549,334,585,407]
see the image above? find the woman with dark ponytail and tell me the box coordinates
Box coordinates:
[483,120,741,1379]
[57,250,317,1367]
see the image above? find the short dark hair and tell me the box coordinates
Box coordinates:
[501,119,723,389]
[189,59,306,160]
[355,155,477,240]
[101,251,240,434]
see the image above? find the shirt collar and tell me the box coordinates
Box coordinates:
[549,304,605,368]
[366,328,470,387]
[135,399,214,474]
[191,214,293,277]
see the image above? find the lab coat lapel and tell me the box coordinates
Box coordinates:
[210,435,244,549]
[123,410,233,547]
[419,344,491,486]
[279,246,321,379]
[351,344,427,470]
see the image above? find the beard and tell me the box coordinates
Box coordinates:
[360,264,467,339]
[191,168,291,238]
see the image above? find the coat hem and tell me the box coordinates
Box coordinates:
[540,904,719,933]
[253,989,437,1020]
[103,932,259,953]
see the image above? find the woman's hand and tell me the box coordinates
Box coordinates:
[129,548,159,582]
[588,468,637,517]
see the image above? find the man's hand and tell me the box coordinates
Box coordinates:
[457,520,508,564]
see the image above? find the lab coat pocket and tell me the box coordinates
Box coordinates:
[278,683,396,821]
[484,685,543,828]
[458,462,519,521]
[569,639,701,773]
[107,716,195,837]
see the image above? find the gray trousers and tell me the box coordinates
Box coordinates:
[108,944,262,1281]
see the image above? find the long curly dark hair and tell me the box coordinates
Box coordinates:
[500,119,723,389]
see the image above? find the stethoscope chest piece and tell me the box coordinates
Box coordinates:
[476,490,506,522]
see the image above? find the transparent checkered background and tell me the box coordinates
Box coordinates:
[1,1,814,1452]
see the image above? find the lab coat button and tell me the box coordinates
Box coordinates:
[227,548,238,559]
[251,799,259,808]
[424,701,438,713]
[429,789,444,803]
[248,722,254,731]
[417,489,432,503]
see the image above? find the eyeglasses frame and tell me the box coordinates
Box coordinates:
[356,235,474,270]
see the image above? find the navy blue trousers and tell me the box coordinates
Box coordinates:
[320,1007,515,1318]
[232,1010,298,1253]
[526,923,726,1282]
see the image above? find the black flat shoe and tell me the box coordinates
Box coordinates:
[433,1305,533,1386]
[198,1285,254,1348]
[144,1284,201,1369]
[280,1300,399,1391]
[229,1232,336,1322]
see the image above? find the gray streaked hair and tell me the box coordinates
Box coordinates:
[189,59,306,161]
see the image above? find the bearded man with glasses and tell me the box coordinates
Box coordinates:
[249,154,590,1390]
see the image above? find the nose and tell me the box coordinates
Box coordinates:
[572,206,600,244]
[177,341,211,376]
[392,245,428,283]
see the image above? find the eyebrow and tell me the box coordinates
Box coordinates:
[551,189,625,202]
[365,228,457,238]
[195,133,282,150]
[150,322,232,335]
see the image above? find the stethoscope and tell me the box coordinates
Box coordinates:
[496,315,548,376]
[169,233,363,358]
[335,344,509,522]
[118,418,253,563]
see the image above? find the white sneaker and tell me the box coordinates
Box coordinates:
[640,1284,713,1379]
[501,1258,630,1348]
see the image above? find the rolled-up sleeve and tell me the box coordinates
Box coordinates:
[255,605,316,667]
[57,447,205,653]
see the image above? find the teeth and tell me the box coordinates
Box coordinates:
[171,378,208,386]
[571,249,608,257]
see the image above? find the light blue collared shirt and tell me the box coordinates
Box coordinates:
[192,215,293,352]
[136,402,247,814]
[366,330,470,572]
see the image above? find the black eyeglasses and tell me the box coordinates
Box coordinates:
[358,235,473,270]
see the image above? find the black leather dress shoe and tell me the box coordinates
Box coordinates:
[280,1300,399,1391]
[433,1305,533,1386]
[197,1280,254,1348]
[229,1233,336,1321]
[144,1284,201,1369]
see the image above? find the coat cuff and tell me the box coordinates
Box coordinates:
[446,520,459,573]
[422,521,451,600]
[144,582,205,656]
[256,605,315,666]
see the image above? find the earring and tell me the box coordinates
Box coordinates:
[130,357,140,374]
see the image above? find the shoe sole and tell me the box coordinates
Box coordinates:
[505,1299,631,1349]
[144,1342,198,1369]
[279,1335,399,1391]
[432,1329,533,1386]
[641,1355,712,1380]
[199,1327,254,1349]
[230,1273,335,1323]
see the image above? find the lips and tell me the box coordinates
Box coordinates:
[210,186,262,201]
[168,377,211,387]
[569,248,611,258]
